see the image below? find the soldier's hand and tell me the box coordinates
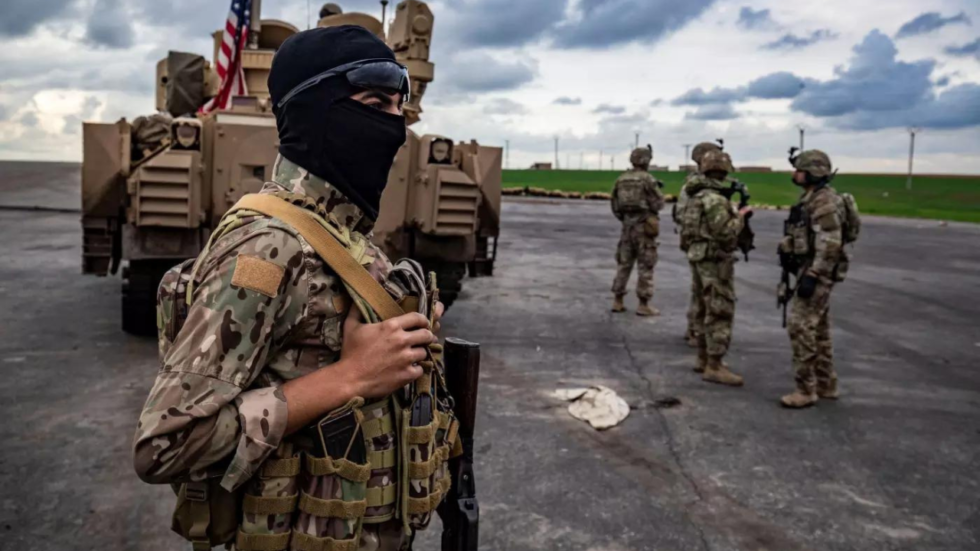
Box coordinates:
[339,308,435,398]
[739,206,753,217]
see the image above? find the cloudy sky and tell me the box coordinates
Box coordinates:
[1,0,978,173]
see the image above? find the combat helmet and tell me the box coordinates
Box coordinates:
[700,150,733,175]
[319,2,343,18]
[630,144,653,167]
[692,141,722,166]
[791,149,833,179]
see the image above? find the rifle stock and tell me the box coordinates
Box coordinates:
[438,338,480,551]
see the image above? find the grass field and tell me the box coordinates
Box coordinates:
[502,169,980,223]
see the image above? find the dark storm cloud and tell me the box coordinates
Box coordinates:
[684,104,739,121]
[85,0,134,49]
[672,87,744,106]
[669,30,978,131]
[745,72,807,99]
[838,84,980,130]
[553,97,582,105]
[447,0,568,47]
[552,0,716,49]
[945,38,980,60]
[895,12,971,39]
[736,7,776,31]
[440,52,537,92]
[593,104,625,114]
[791,30,934,117]
[0,0,75,38]
[763,29,838,51]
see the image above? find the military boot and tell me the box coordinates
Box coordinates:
[636,299,659,317]
[685,331,699,348]
[701,356,744,387]
[817,377,839,400]
[693,346,708,374]
[611,295,626,313]
[780,388,818,408]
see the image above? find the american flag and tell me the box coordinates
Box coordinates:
[199,0,252,114]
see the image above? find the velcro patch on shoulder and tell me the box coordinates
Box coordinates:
[231,255,285,298]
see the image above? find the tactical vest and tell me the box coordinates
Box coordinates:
[157,192,457,551]
[680,189,737,261]
[614,173,651,214]
[778,187,854,282]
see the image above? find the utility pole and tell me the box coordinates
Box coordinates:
[566,153,570,170]
[580,152,584,170]
[599,150,603,171]
[554,136,559,170]
[797,124,805,151]
[683,144,692,171]
[611,156,615,171]
[634,131,640,148]
[907,127,919,191]
[504,139,509,170]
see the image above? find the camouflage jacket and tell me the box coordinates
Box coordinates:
[133,155,401,492]
[611,169,664,225]
[681,174,743,259]
[798,185,844,280]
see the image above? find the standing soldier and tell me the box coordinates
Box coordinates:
[779,150,859,408]
[134,26,456,551]
[680,150,752,386]
[611,145,665,316]
[674,141,722,347]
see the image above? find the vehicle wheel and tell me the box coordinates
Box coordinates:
[428,261,466,310]
[122,260,176,337]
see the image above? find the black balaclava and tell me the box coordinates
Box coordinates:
[269,26,407,220]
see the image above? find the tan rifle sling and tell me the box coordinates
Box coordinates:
[231,193,405,321]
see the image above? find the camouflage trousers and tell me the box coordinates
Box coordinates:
[611,222,658,300]
[787,280,835,392]
[690,258,736,357]
[685,263,704,339]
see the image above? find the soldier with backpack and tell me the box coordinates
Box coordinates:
[779,149,861,408]
[610,145,665,316]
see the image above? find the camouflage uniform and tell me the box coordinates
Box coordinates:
[676,142,722,345]
[610,161,665,310]
[134,155,411,550]
[680,150,745,385]
[674,177,703,345]
[783,152,850,406]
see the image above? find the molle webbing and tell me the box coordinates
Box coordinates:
[242,494,298,516]
[235,530,292,551]
[290,531,360,551]
[298,492,367,519]
[304,455,371,482]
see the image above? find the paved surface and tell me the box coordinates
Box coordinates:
[1,161,978,551]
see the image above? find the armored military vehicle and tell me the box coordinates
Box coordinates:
[80,0,501,335]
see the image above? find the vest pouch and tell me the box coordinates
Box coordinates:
[171,479,242,550]
[686,241,708,262]
[791,226,809,256]
[644,216,660,238]
[297,401,373,549]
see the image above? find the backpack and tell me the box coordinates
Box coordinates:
[839,192,861,244]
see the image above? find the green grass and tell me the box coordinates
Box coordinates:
[503,169,980,224]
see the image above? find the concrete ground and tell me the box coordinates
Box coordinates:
[1,161,978,551]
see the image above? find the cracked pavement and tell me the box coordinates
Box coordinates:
[1,164,979,550]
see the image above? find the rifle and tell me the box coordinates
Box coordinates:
[724,180,756,261]
[438,338,481,551]
[776,205,804,327]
